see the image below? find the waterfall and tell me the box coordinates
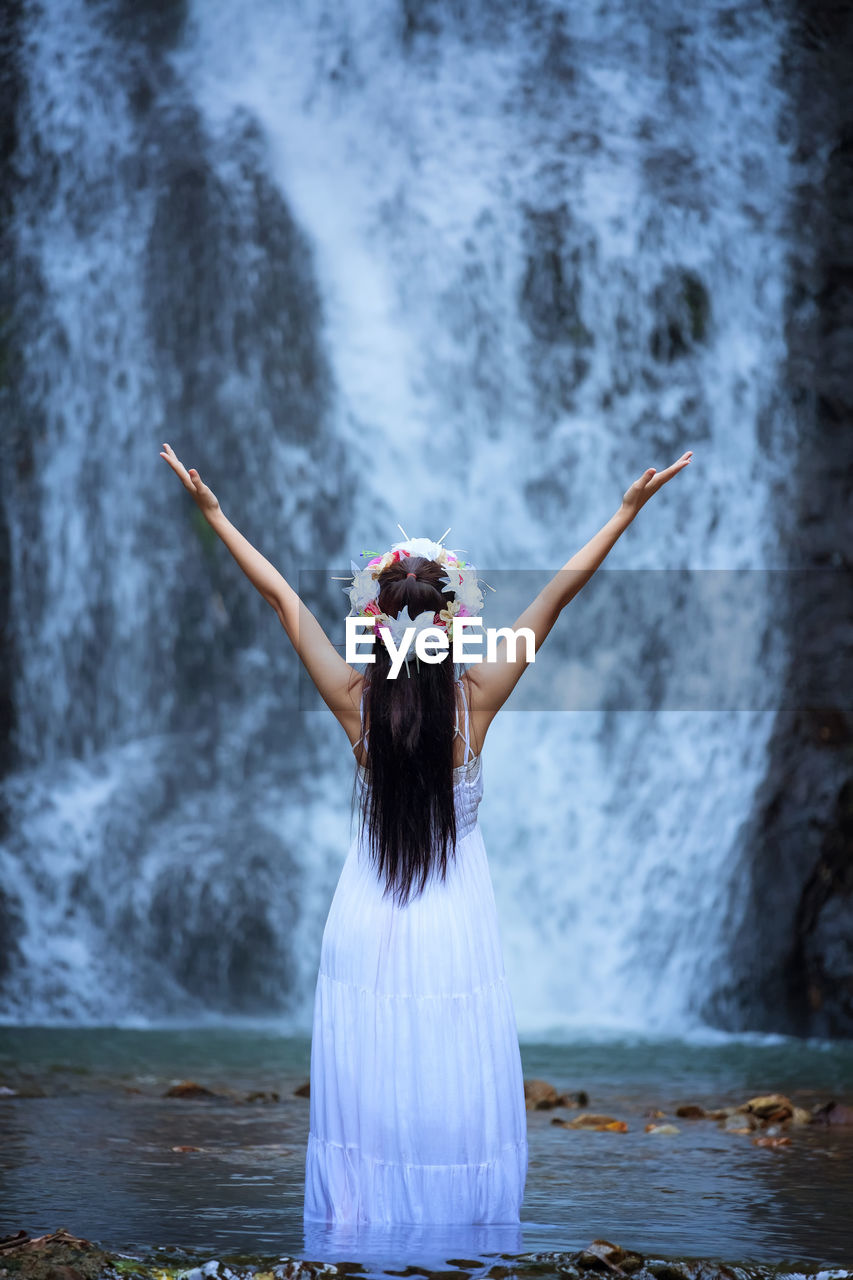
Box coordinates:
[0,0,801,1036]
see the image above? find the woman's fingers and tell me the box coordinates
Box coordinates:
[623,452,692,511]
[159,442,196,492]
[160,443,220,515]
[649,451,693,490]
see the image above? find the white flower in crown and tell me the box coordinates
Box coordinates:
[348,561,381,613]
[378,606,444,663]
[390,536,444,562]
[438,599,461,643]
[372,550,399,576]
[440,566,484,614]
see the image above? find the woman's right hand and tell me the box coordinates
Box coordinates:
[159,442,221,519]
[620,451,693,517]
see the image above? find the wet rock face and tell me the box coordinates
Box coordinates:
[648,268,710,364]
[774,4,853,1036]
[0,885,23,982]
[519,205,596,412]
[703,4,853,1038]
[795,776,853,1029]
[0,2,22,780]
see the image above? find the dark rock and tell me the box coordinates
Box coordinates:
[578,1239,635,1273]
[162,1080,217,1099]
[811,1099,853,1125]
[559,1089,589,1107]
[523,1077,559,1109]
[138,824,300,1016]
[697,2,853,1040]
[554,1112,628,1131]
[0,1228,114,1280]
[0,882,23,980]
[519,204,596,413]
[737,1094,794,1124]
[0,0,22,781]
[648,268,711,363]
[801,707,851,746]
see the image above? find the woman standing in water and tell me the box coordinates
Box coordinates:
[160,442,692,1226]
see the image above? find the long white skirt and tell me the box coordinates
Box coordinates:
[303,765,528,1226]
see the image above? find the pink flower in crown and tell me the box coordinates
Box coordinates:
[455,604,472,617]
[363,601,382,616]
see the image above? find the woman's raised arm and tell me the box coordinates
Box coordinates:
[159,443,361,736]
[466,452,694,729]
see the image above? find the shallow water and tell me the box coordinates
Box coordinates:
[0,1027,851,1274]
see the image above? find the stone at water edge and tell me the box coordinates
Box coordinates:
[162,1081,219,1099]
[552,1112,629,1131]
[811,1100,853,1125]
[0,1227,118,1280]
[524,1078,588,1109]
[524,1078,559,1108]
[560,1089,590,1107]
[737,1093,794,1123]
[579,1238,645,1274]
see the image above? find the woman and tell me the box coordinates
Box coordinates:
[160,442,693,1228]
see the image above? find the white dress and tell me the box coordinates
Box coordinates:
[303,677,528,1226]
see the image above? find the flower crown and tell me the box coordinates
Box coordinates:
[335,526,487,662]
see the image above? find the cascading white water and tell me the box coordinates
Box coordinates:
[0,0,798,1037]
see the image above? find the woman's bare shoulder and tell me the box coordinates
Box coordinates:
[458,667,494,758]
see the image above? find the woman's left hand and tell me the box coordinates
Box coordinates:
[159,442,221,518]
[620,451,693,517]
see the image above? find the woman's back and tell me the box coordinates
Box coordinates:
[351,672,480,774]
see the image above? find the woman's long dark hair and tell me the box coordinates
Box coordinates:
[358,555,459,907]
